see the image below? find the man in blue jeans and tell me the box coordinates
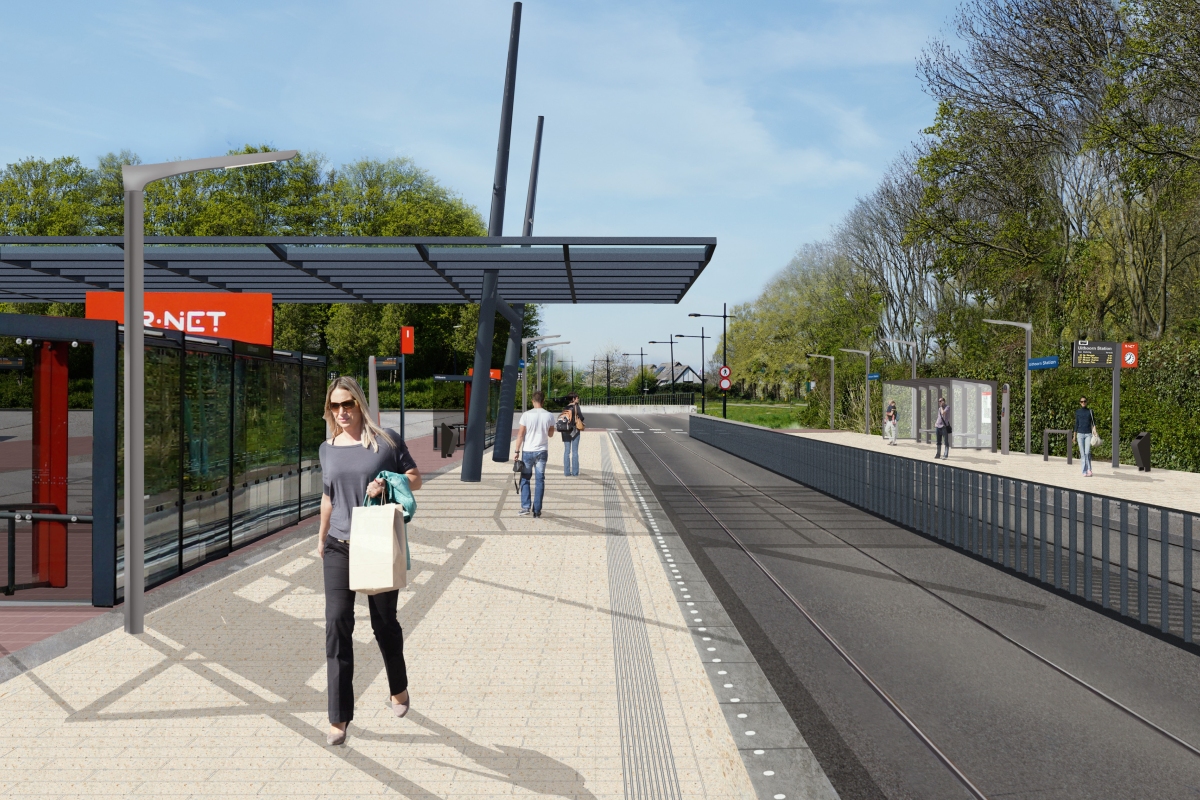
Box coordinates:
[513,391,556,518]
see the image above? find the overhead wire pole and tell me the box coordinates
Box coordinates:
[808,354,836,430]
[622,348,649,396]
[984,319,1032,455]
[690,303,734,418]
[840,348,871,435]
[121,149,297,635]
[487,0,525,465]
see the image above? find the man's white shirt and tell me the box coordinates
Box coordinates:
[519,408,555,452]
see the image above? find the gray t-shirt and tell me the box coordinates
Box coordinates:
[320,429,417,541]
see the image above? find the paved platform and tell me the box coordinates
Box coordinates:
[790,429,1200,513]
[0,431,824,798]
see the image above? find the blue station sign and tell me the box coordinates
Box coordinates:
[1027,356,1059,370]
[867,372,881,381]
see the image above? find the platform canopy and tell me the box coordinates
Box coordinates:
[0,236,715,304]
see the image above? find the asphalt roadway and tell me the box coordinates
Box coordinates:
[593,412,1200,800]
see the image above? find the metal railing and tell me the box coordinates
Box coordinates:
[578,393,696,407]
[3,508,94,596]
[691,415,1197,645]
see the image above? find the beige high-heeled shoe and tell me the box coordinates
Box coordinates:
[327,725,347,746]
[385,691,410,718]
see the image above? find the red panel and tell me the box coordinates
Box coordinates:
[85,291,274,345]
[400,326,415,355]
[32,341,69,587]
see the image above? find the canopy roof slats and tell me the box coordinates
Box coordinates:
[0,236,716,304]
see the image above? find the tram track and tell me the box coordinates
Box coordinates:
[613,413,1200,799]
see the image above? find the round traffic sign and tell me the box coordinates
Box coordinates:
[718,377,732,391]
[719,365,731,378]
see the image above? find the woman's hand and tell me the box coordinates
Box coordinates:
[317,536,326,559]
[366,478,385,499]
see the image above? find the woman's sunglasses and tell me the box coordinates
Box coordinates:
[329,399,357,412]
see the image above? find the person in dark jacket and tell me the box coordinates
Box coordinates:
[1076,396,1097,477]
[558,392,586,476]
[935,397,951,459]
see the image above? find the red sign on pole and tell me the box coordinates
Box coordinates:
[1121,342,1139,368]
[718,365,732,391]
[401,326,415,355]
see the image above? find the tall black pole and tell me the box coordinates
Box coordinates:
[701,326,706,413]
[522,115,544,237]
[669,337,676,395]
[606,356,611,405]
[488,2,522,237]
[723,302,728,419]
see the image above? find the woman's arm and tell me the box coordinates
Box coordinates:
[318,493,332,558]
[406,467,423,492]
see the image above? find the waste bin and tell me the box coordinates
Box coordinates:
[1132,431,1151,472]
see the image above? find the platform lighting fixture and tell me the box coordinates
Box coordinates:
[675,330,711,413]
[839,348,872,435]
[689,304,735,418]
[983,319,1032,456]
[807,354,836,430]
[122,150,297,635]
[883,337,918,381]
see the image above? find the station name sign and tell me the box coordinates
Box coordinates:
[85,292,274,346]
[1072,340,1116,368]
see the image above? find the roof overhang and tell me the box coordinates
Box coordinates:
[0,236,716,304]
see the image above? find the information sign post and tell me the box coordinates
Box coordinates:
[1071,341,1130,468]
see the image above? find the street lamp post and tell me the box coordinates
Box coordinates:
[648,338,678,396]
[983,319,1032,455]
[690,304,735,419]
[883,337,918,380]
[521,334,559,411]
[839,348,871,435]
[807,354,835,430]
[121,150,296,635]
[676,330,710,413]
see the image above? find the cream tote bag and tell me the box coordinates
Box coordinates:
[348,503,408,594]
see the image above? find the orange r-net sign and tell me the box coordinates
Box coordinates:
[85,292,274,346]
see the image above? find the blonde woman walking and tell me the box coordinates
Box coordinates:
[318,377,422,746]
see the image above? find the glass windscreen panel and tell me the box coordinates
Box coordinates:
[269,360,301,531]
[182,349,232,568]
[233,356,271,546]
[143,345,182,587]
[300,363,326,516]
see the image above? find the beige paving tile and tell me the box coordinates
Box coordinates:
[0,432,759,798]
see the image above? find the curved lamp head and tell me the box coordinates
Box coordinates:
[122,150,298,191]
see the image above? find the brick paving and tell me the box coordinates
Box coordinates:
[0,431,761,798]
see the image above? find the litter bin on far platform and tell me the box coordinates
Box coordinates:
[1132,432,1151,472]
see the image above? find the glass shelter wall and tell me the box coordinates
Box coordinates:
[115,332,325,602]
[882,378,997,451]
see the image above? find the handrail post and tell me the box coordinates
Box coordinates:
[5,516,14,596]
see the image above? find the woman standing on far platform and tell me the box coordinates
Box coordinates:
[318,376,422,746]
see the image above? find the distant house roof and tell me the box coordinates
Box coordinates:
[652,362,702,385]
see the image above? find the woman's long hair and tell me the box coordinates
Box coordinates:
[324,376,394,451]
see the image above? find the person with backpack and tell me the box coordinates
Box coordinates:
[557,392,586,476]
[884,399,898,446]
[513,391,556,517]
[1076,396,1098,477]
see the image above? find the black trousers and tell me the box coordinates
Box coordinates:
[936,427,951,456]
[323,537,408,724]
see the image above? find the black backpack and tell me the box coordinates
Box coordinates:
[555,413,574,434]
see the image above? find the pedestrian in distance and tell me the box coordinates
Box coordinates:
[884,399,898,446]
[558,391,586,476]
[1076,396,1098,477]
[935,397,951,459]
[513,390,555,517]
[317,377,422,747]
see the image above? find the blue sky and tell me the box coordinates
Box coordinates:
[1,0,959,371]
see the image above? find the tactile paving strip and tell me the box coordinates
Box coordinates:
[609,430,840,800]
[601,437,684,799]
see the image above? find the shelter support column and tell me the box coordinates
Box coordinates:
[493,303,524,462]
[33,340,69,587]
[462,270,499,482]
